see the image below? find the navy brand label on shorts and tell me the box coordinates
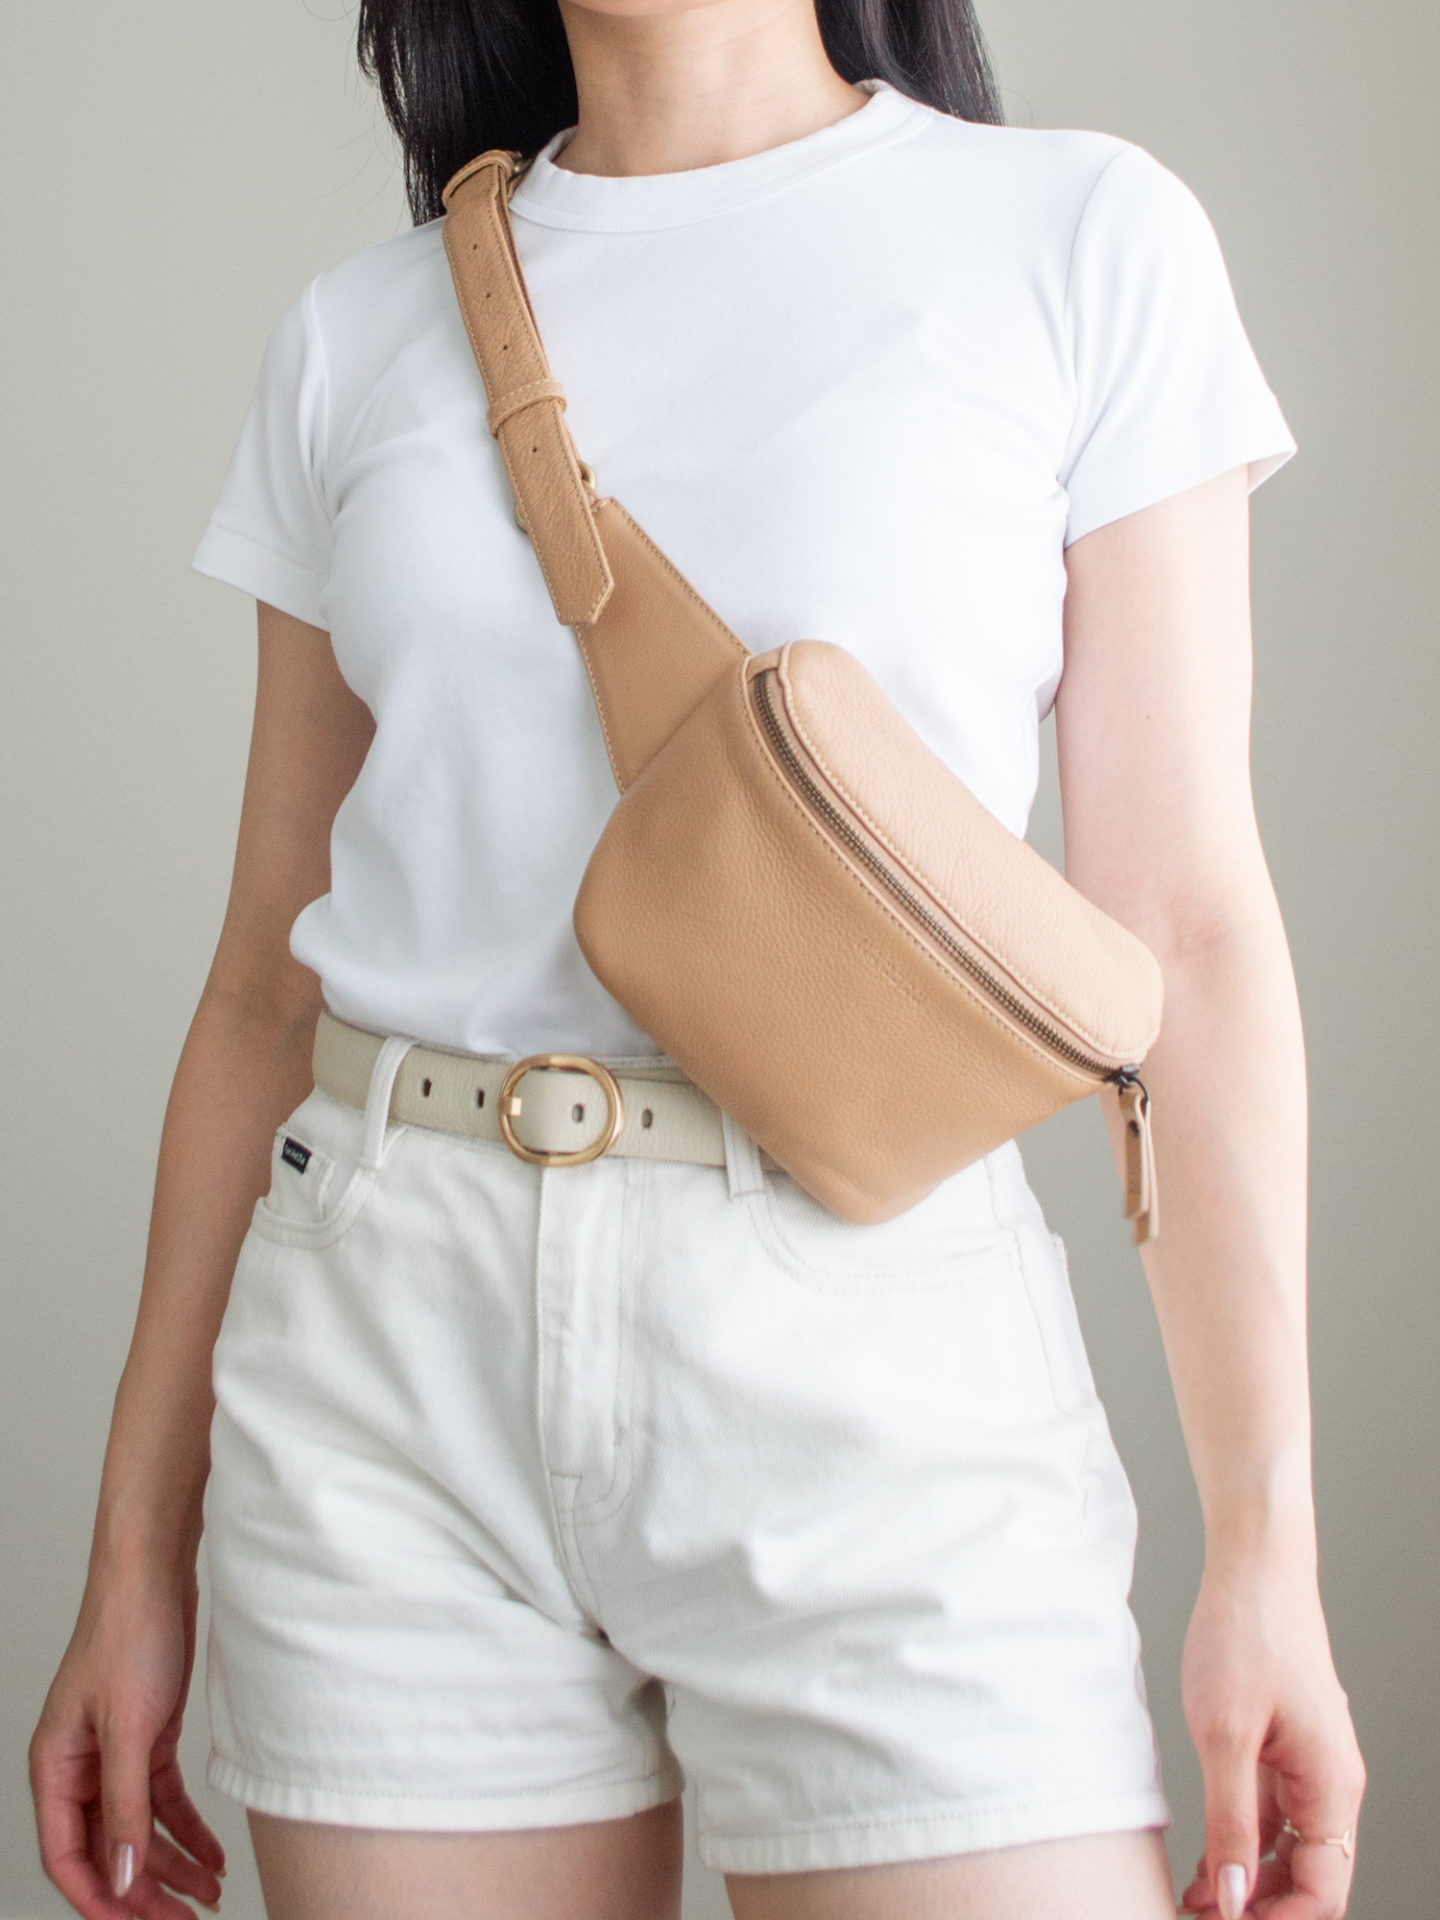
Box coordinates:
[281,1137,313,1175]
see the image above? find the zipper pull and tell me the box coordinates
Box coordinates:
[1112,1069,1158,1245]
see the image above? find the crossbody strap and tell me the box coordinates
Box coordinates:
[441,148,752,792]
[442,152,614,626]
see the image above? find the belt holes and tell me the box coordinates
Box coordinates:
[642,1108,653,1128]
[421,1078,432,1098]
[476,1088,485,1108]
[572,1102,585,1122]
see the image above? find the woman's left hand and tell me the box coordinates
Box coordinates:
[1177,1555,1365,1918]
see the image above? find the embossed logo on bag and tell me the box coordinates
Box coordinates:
[281,1137,313,1174]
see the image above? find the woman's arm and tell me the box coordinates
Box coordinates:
[30,605,374,1920]
[1057,467,1365,1920]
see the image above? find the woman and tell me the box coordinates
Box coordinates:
[29,0,1365,1915]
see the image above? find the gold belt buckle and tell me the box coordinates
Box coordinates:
[496,1053,626,1167]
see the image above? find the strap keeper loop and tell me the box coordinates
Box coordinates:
[487,378,567,438]
[441,148,522,210]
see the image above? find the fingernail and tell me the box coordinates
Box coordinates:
[110,1843,137,1899]
[215,1864,227,1878]
[1217,1861,1248,1920]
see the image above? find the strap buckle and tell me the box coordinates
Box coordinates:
[496,1054,626,1166]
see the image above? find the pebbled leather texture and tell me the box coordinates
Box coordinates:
[441,150,1164,1232]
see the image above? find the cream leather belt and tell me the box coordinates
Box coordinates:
[313,1009,781,1172]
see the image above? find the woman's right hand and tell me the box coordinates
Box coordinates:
[30,1561,227,1920]
[30,605,371,1917]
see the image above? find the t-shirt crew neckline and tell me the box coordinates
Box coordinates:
[508,77,930,232]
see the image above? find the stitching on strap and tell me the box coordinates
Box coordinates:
[488,378,567,437]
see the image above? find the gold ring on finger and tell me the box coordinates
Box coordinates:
[1281,1817,1355,1859]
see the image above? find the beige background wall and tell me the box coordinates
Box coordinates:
[2,3,1433,1915]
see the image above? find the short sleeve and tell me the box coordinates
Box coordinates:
[1059,144,1296,547]
[191,276,332,627]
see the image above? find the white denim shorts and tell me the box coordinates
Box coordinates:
[203,1037,1171,1874]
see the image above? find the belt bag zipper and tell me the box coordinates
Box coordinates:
[749,662,1158,1243]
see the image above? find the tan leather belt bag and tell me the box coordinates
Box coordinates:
[440,149,1163,1238]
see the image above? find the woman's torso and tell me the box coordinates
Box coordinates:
[193,78,1292,1056]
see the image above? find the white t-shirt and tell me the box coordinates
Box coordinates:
[193,77,1295,1058]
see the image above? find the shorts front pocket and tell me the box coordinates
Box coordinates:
[249,1087,393,1250]
[746,1150,1020,1294]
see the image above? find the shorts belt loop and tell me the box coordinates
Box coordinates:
[721,1109,767,1201]
[361,1035,419,1171]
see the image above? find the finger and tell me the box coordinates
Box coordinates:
[143,1829,223,1910]
[1249,1885,1336,1920]
[1179,1861,1214,1911]
[96,1710,158,1904]
[1180,1846,1273,1920]
[149,1755,226,1877]
[1257,1833,1355,1920]
[88,1813,193,1920]
[43,1815,132,1920]
[1181,1877,1293,1920]
[1247,1859,1291,1901]
[1187,1864,1293,1920]
[124,1864,221,1920]
[1263,1757,1362,1915]
[1255,1761,1286,1852]
[30,1735,134,1920]
[1196,1724,1263,1920]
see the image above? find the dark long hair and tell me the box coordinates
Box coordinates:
[358,0,1003,225]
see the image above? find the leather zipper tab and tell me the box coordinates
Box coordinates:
[1114,1070,1158,1245]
